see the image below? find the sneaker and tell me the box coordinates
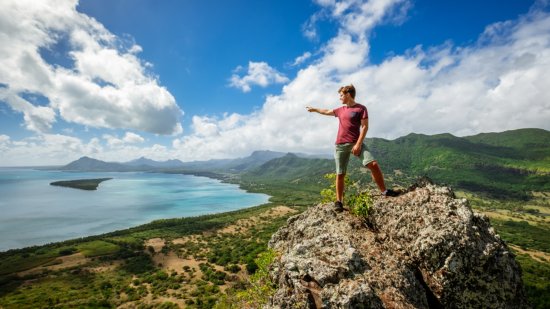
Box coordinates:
[333,201,344,212]
[384,189,399,197]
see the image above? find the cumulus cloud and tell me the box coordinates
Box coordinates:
[307,0,410,39]
[0,133,102,166]
[102,132,144,148]
[229,61,290,92]
[0,132,177,166]
[0,0,183,135]
[170,0,550,161]
[2,0,549,165]
[123,132,145,144]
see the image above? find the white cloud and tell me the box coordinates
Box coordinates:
[102,134,122,148]
[0,135,10,152]
[0,133,102,166]
[341,0,410,36]
[309,0,410,39]
[0,0,183,135]
[169,0,550,162]
[0,133,175,166]
[319,33,369,72]
[292,52,313,66]
[2,0,549,166]
[0,84,57,134]
[191,116,220,137]
[102,132,144,148]
[302,11,324,41]
[123,132,144,144]
[229,61,290,92]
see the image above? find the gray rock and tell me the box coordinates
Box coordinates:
[266,183,529,308]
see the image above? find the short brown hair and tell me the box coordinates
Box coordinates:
[338,84,356,99]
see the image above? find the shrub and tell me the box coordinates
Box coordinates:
[225,264,241,273]
[217,249,277,308]
[347,190,373,218]
[122,254,155,274]
[58,247,77,256]
[157,301,179,309]
[321,173,373,218]
[245,260,258,274]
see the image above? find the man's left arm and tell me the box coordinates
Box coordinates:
[352,118,369,156]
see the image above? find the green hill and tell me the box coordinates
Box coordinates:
[235,154,334,205]
[245,153,333,180]
[239,128,550,200]
[368,128,550,199]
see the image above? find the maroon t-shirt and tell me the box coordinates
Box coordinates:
[333,103,368,144]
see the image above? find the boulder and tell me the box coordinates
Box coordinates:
[267,183,529,308]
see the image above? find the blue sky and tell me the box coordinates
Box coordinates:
[1,0,549,166]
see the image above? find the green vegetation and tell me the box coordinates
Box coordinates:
[76,240,120,257]
[0,202,294,308]
[321,173,373,217]
[236,249,277,307]
[0,250,58,276]
[364,129,550,200]
[216,249,277,309]
[235,153,334,206]
[50,178,113,190]
[515,254,550,309]
[492,219,550,253]
[1,128,549,307]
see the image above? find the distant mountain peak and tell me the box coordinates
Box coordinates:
[61,156,130,172]
[249,150,283,157]
[124,157,184,168]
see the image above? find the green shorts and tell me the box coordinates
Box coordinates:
[334,143,375,175]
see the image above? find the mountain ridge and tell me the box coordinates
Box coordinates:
[58,128,550,199]
[58,150,329,172]
[125,157,185,168]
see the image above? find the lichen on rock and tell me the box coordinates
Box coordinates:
[266,182,529,308]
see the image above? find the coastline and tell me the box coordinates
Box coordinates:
[0,169,272,253]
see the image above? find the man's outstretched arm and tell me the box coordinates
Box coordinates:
[306,106,335,116]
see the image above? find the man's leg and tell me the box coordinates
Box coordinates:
[334,143,352,202]
[336,173,345,202]
[366,161,387,192]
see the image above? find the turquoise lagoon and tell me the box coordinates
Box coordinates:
[0,168,269,251]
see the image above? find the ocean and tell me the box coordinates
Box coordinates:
[0,168,270,251]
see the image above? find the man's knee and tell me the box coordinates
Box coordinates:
[365,160,378,169]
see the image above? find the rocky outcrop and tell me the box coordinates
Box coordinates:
[267,182,529,308]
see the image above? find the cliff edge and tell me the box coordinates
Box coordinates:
[267,182,529,308]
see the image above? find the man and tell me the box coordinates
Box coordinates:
[306,84,397,212]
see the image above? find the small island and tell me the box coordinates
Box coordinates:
[50,178,113,190]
